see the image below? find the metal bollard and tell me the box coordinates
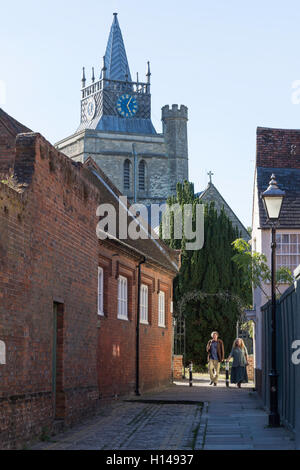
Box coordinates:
[189,361,193,387]
[225,361,230,388]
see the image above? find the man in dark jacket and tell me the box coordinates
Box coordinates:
[206,331,224,386]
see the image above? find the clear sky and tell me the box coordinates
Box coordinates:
[1,0,300,228]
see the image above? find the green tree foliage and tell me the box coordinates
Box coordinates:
[161,181,251,365]
[232,238,294,299]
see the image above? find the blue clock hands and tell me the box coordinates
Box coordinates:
[127,96,132,111]
[117,94,138,117]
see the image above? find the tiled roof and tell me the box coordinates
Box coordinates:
[199,183,250,240]
[76,115,156,135]
[0,108,31,135]
[256,127,300,169]
[0,108,179,273]
[257,167,300,228]
[104,13,132,82]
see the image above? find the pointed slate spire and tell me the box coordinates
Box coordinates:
[104,13,132,82]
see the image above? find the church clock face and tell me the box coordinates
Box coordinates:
[116,94,138,117]
[85,96,96,121]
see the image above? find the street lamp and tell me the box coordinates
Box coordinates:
[261,174,285,427]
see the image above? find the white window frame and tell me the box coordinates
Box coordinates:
[140,284,148,324]
[158,291,166,328]
[276,233,300,274]
[0,340,6,365]
[118,275,128,320]
[98,267,104,316]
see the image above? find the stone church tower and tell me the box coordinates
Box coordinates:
[55,13,189,206]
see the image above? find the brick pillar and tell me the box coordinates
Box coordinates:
[173,355,183,380]
[247,355,254,381]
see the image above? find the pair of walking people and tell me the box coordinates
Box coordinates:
[206,331,248,387]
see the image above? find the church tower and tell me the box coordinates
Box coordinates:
[78,13,155,136]
[56,13,189,206]
[162,104,188,192]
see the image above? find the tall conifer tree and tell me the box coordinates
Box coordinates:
[163,182,251,365]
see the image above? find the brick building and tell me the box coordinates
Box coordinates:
[251,126,300,393]
[0,109,179,449]
[56,13,189,207]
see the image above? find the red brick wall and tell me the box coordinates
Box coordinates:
[0,133,100,449]
[139,265,173,393]
[173,355,183,380]
[97,245,174,397]
[257,127,300,169]
[0,111,30,176]
[0,129,176,448]
[0,123,16,175]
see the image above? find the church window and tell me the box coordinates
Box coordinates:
[139,160,146,191]
[124,160,131,190]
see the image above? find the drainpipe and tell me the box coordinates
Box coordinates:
[135,256,146,396]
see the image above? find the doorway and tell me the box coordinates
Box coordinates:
[53,302,65,420]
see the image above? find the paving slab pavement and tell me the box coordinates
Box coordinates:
[31,374,296,450]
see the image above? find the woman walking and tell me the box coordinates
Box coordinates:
[227,338,249,388]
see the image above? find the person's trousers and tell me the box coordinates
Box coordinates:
[208,359,220,383]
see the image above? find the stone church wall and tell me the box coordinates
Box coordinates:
[56,104,189,206]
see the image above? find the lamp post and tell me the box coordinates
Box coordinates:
[261,174,285,427]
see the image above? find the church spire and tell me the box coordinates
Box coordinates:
[104,13,132,82]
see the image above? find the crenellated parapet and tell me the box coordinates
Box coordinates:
[161,104,188,121]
